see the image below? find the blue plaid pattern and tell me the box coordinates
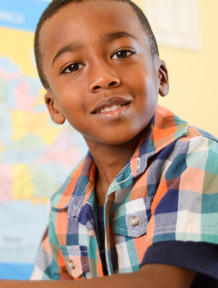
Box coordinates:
[31,105,218,280]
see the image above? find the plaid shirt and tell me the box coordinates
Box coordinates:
[31,105,218,280]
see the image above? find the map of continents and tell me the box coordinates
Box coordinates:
[0,56,87,279]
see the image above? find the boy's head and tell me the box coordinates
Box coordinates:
[35,0,159,89]
[35,0,169,147]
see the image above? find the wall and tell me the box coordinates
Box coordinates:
[136,0,218,136]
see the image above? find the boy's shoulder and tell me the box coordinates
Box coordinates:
[154,105,218,148]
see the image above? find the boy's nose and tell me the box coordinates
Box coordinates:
[88,67,121,93]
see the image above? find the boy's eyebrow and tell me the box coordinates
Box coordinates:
[102,31,137,42]
[52,42,85,66]
[52,31,136,66]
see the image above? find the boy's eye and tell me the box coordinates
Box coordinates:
[112,49,134,59]
[62,63,83,74]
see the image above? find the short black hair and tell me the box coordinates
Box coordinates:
[34,0,159,88]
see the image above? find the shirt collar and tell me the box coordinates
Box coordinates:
[51,152,96,209]
[129,105,188,177]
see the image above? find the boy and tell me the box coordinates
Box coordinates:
[1,0,218,287]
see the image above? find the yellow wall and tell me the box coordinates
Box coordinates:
[136,0,218,136]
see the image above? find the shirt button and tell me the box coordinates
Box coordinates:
[129,215,140,227]
[68,259,75,269]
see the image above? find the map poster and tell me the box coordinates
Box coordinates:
[0,0,87,280]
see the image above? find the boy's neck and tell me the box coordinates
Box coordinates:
[85,131,144,205]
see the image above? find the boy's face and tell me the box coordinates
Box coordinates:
[40,0,168,147]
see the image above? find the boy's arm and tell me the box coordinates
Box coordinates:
[0,264,195,288]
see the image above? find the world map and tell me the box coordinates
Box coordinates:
[0,56,87,279]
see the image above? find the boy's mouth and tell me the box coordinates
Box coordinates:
[96,104,122,114]
[91,97,131,121]
[91,97,131,115]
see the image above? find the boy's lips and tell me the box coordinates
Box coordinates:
[91,97,132,121]
[91,97,132,115]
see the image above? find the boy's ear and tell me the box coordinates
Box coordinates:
[44,91,65,124]
[157,60,169,97]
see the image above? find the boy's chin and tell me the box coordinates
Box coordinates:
[84,129,145,148]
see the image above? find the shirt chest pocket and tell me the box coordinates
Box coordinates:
[60,245,89,279]
[113,196,154,238]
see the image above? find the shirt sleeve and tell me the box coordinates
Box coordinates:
[143,135,218,285]
[141,241,218,284]
[146,135,218,247]
[30,226,61,280]
[30,194,74,281]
